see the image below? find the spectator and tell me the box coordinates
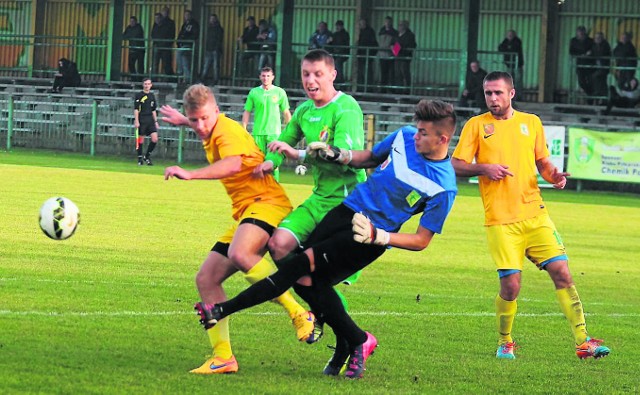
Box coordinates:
[604,77,640,114]
[327,20,350,83]
[199,14,224,85]
[356,18,378,90]
[51,58,81,93]
[590,32,611,104]
[395,20,417,94]
[238,16,259,76]
[569,26,595,97]
[498,29,524,97]
[309,21,331,50]
[151,12,174,77]
[256,19,277,71]
[122,16,145,78]
[177,9,199,84]
[377,16,398,93]
[613,32,638,88]
[458,60,487,109]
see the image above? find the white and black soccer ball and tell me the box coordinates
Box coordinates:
[295,164,307,176]
[39,197,80,240]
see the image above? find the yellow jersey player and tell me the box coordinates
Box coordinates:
[160,84,314,374]
[452,71,610,360]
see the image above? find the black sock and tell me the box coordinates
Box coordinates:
[217,253,312,319]
[137,146,143,157]
[298,284,367,348]
[146,141,156,157]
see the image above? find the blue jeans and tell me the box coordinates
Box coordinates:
[201,50,221,83]
[177,49,192,83]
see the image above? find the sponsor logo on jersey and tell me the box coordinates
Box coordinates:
[405,190,421,207]
[308,116,321,122]
[520,124,529,136]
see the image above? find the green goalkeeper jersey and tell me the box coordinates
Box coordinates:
[244,85,290,136]
[266,92,367,199]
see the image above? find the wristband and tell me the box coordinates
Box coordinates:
[298,150,306,160]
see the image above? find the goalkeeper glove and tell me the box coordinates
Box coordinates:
[352,212,390,246]
[306,142,352,165]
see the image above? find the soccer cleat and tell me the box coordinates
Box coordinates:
[189,355,238,374]
[144,155,153,166]
[496,342,516,359]
[194,302,222,330]
[345,332,377,379]
[323,338,350,376]
[306,319,324,345]
[137,157,144,166]
[292,311,316,342]
[576,337,610,359]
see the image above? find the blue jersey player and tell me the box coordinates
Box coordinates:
[193,100,458,379]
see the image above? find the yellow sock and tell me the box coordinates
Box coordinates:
[495,294,517,345]
[556,285,588,344]
[244,258,305,319]
[207,317,232,359]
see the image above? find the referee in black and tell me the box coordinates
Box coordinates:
[134,78,159,165]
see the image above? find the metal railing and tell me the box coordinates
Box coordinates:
[568,55,639,104]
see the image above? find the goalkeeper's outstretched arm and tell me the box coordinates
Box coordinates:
[352,212,435,251]
[306,142,383,169]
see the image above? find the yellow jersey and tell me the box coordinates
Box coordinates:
[202,114,292,220]
[453,110,550,226]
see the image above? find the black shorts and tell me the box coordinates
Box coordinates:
[138,117,157,136]
[305,203,386,288]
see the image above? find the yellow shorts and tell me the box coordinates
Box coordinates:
[218,202,291,244]
[486,213,567,271]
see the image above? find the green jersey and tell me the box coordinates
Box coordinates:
[266,92,367,200]
[244,85,290,136]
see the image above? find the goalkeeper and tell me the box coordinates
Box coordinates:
[253,49,366,342]
[195,99,458,378]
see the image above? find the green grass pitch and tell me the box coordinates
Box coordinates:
[1,149,639,394]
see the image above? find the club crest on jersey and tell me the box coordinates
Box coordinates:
[520,124,529,136]
[271,95,278,103]
[483,123,495,138]
[319,127,329,142]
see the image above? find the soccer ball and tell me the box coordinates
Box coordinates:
[295,164,307,176]
[39,197,80,240]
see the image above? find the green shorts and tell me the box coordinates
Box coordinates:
[253,134,280,157]
[277,194,344,247]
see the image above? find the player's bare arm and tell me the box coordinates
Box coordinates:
[451,157,514,180]
[268,141,297,159]
[165,156,243,181]
[536,156,570,189]
[241,110,250,130]
[159,104,190,126]
[352,213,435,251]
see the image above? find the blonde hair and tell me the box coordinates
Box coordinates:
[183,84,217,113]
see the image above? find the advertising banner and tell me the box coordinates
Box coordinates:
[567,128,640,183]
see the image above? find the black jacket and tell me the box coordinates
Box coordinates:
[396,29,417,58]
[205,22,224,52]
[498,37,524,68]
[58,58,81,87]
[177,18,199,48]
[123,23,145,51]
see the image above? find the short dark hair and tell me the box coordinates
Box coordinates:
[247,16,255,22]
[577,26,587,33]
[261,66,274,74]
[413,100,456,136]
[303,49,335,68]
[484,71,514,89]
[336,20,344,26]
[141,77,152,84]
[130,16,138,22]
